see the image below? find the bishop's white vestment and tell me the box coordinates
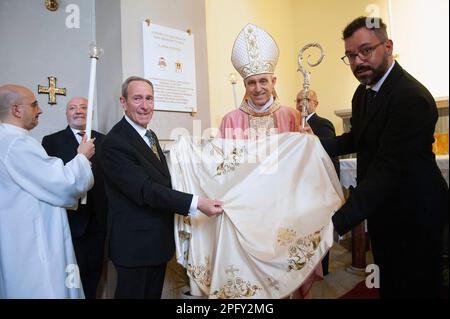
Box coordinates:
[0,123,93,299]
[169,133,344,299]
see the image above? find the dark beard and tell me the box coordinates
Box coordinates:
[354,55,389,86]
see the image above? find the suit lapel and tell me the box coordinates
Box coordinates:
[307,113,318,132]
[120,118,170,177]
[64,126,80,154]
[308,113,318,124]
[356,62,404,144]
[150,130,170,177]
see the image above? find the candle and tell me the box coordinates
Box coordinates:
[85,44,102,139]
[82,44,102,204]
[85,58,97,139]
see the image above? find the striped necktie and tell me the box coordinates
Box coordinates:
[145,130,161,161]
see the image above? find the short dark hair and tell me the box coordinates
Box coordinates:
[121,76,154,99]
[342,16,388,41]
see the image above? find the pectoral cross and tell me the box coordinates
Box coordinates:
[38,76,66,105]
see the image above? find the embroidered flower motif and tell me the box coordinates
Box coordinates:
[287,230,322,271]
[215,147,246,176]
[277,228,297,246]
[187,257,211,289]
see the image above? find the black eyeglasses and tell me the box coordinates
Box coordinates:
[341,41,385,65]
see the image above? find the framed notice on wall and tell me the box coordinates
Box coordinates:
[142,21,197,113]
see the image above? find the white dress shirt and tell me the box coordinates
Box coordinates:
[124,115,198,215]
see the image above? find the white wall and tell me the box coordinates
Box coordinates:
[0,0,98,141]
[120,0,211,139]
[95,0,124,133]
[389,0,449,98]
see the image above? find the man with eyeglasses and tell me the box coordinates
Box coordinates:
[296,89,339,276]
[42,96,107,299]
[305,16,448,298]
[0,84,95,298]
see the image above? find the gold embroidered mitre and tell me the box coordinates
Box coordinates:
[231,24,279,79]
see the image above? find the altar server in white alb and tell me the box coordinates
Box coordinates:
[0,84,95,298]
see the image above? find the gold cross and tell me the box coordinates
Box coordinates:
[38,76,66,105]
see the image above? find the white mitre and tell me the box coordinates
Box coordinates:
[231,23,280,79]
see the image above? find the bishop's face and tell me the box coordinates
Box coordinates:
[244,73,277,108]
[120,80,154,128]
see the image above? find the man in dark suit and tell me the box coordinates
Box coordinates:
[42,96,107,299]
[99,76,223,299]
[296,89,339,276]
[296,89,340,177]
[305,16,448,298]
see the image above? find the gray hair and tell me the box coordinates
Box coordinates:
[0,85,22,120]
[121,76,154,99]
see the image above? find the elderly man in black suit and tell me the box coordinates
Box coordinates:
[303,16,448,298]
[99,76,223,299]
[42,96,107,299]
[296,89,339,276]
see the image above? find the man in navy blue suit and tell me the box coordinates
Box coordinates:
[42,96,107,299]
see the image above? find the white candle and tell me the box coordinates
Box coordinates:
[85,56,97,139]
[82,45,101,204]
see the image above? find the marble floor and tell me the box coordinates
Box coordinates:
[311,240,374,299]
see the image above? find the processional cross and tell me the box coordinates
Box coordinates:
[38,76,66,105]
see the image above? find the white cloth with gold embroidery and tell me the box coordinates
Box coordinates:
[169,133,344,299]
